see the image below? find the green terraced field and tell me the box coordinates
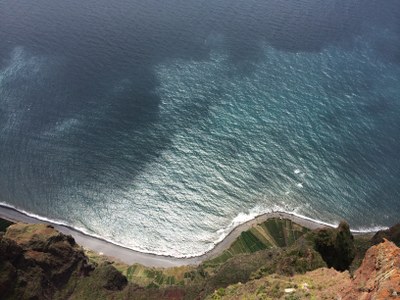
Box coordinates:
[204,218,310,266]
[115,263,201,288]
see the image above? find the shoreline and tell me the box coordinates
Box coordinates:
[0,204,377,267]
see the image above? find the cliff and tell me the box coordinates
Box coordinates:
[0,219,399,300]
[208,239,400,300]
[0,223,127,299]
[344,239,400,299]
[371,223,400,246]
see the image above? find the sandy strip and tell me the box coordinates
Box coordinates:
[0,204,330,267]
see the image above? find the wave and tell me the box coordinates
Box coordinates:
[219,206,388,238]
[0,202,388,259]
[350,225,390,233]
[0,202,164,257]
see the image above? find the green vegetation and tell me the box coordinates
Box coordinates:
[83,218,311,292]
[206,268,351,300]
[204,218,310,267]
[312,221,355,271]
[82,218,346,298]
[86,247,207,289]
[0,218,13,232]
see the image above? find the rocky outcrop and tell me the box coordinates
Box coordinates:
[371,223,400,246]
[0,223,93,299]
[0,223,130,300]
[313,221,355,271]
[344,239,400,299]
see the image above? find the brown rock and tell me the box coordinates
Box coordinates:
[0,223,94,299]
[343,239,400,300]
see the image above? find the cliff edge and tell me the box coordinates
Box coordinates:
[1,220,399,300]
[0,223,126,299]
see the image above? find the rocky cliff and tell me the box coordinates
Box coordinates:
[208,238,400,300]
[0,223,126,299]
[371,223,400,246]
[344,239,400,299]
[0,220,399,300]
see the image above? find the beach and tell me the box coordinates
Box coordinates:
[0,204,332,267]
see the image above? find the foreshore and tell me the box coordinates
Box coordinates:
[0,204,331,267]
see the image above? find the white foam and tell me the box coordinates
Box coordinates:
[0,202,389,258]
[351,226,389,233]
[213,206,265,246]
[0,202,157,256]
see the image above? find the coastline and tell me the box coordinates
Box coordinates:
[0,204,352,267]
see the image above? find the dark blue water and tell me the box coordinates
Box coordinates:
[1,0,399,256]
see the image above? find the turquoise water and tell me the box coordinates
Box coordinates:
[0,0,399,256]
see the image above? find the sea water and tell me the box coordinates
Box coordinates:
[0,0,399,256]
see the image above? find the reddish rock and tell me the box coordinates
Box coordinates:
[344,239,400,300]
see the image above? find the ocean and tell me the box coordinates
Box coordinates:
[0,0,399,257]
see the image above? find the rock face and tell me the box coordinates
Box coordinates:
[207,239,400,300]
[313,221,355,271]
[344,239,400,300]
[0,223,93,299]
[371,223,400,246]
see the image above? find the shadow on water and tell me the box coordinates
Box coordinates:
[0,0,400,206]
